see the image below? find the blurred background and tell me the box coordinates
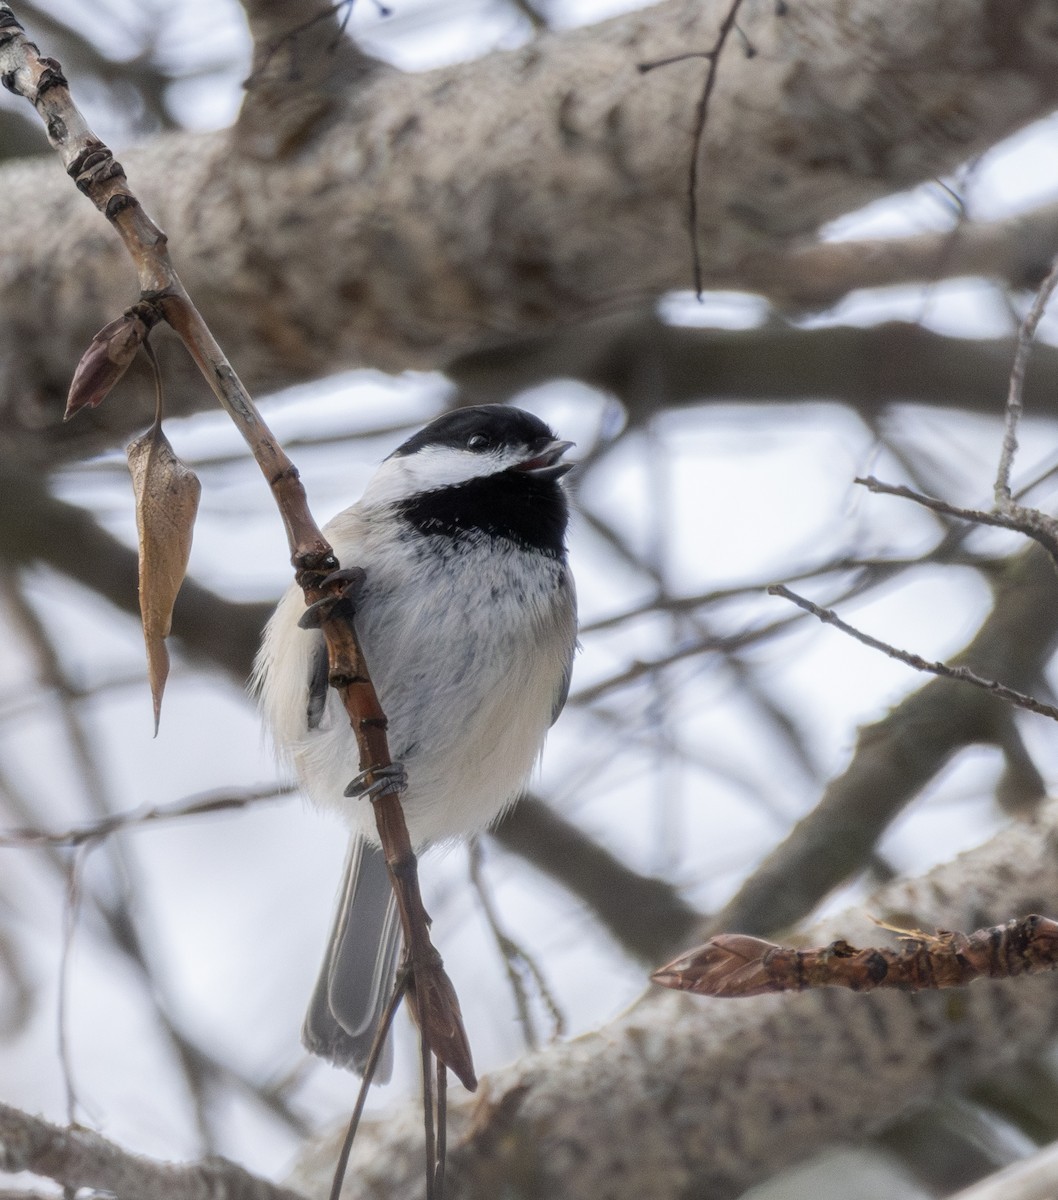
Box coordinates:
[4,2,1058,1197]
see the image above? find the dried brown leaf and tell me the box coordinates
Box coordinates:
[127,423,201,733]
[66,311,149,419]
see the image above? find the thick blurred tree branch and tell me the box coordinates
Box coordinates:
[492,796,700,961]
[291,802,1058,1200]
[3,0,1058,459]
[0,1101,306,1200]
[449,317,1058,421]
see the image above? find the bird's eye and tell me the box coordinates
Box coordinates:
[467,434,489,451]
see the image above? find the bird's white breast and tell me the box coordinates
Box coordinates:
[255,503,575,848]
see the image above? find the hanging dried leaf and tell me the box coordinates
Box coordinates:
[66,310,150,420]
[127,423,201,733]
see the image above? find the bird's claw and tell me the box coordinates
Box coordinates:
[298,566,367,630]
[344,761,408,800]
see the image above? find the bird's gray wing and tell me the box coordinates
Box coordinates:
[550,568,578,726]
[302,840,402,1077]
[305,634,329,730]
[551,651,573,727]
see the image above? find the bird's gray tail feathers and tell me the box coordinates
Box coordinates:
[302,840,402,1078]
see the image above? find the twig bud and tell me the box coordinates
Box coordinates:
[65,307,152,419]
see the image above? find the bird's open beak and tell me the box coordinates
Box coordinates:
[512,438,575,481]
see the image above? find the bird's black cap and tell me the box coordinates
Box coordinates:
[390,405,557,459]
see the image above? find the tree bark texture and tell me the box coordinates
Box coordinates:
[289,802,1058,1200]
[3,0,1058,461]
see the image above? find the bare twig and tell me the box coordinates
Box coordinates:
[434,1057,448,1200]
[0,785,293,849]
[328,966,410,1200]
[0,1101,307,1200]
[57,845,89,1125]
[653,915,1058,997]
[570,613,803,705]
[996,254,1058,506]
[685,0,746,298]
[579,550,981,634]
[857,474,1058,579]
[468,840,564,1051]
[422,1026,436,1200]
[638,0,747,295]
[769,583,1058,723]
[712,547,1058,939]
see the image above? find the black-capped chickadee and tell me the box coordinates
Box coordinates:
[254,405,577,1074]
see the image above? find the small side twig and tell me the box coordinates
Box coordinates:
[768,584,1058,724]
[0,784,294,849]
[638,0,747,296]
[467,840,564,1051]
[858,473,1058,591]
[58,844,89,1124]
[422,1028,436,1200]
[996,253,1058,507]
[328,966,410,1200]
[652,914,1058,997]
[856,252,1058,578]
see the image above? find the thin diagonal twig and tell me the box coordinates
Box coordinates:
[769,584,1058,723]
[328,966,411,1200]
[0,2,476,1090]
[423,1028,436,1200]
[0,784,294,849]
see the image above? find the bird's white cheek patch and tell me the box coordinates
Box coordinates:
[360,447,518,507]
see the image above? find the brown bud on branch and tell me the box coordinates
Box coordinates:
[65,303,159,419]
